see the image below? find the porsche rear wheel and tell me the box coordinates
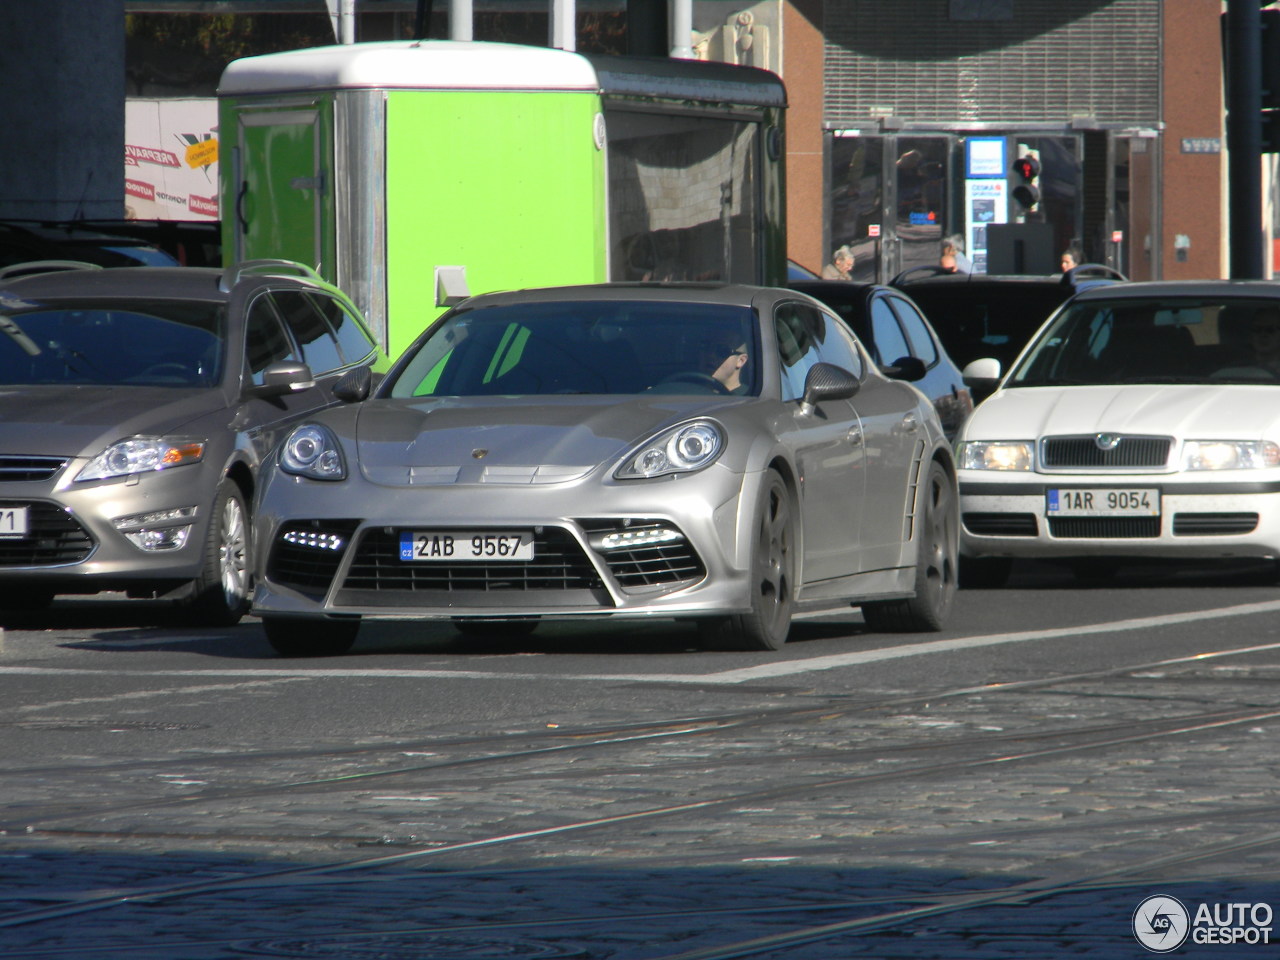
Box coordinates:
[698,469,795,651]
[861,461,958,632]
[263,617,360,657]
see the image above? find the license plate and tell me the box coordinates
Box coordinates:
[1046,488,1160,517]
[399,531,535,562]
[0,506,28,538]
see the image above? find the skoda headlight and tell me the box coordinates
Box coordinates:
[76,437,205,482]
[1183,440,1280,471]
[280,424,346,480]
[616,420,724,479]
[958,440,1035,471]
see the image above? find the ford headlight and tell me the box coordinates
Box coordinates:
[77,437,205,482]
[1183,440,1280,471]
[280,424,346,480]
[958,440,1034,471]
[616,420,724,479]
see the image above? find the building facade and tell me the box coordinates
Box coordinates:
[1,0,1263,283]
[779,0,1236,283]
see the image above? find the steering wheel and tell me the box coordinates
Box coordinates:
[657,371,730,394]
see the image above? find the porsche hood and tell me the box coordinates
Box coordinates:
[348,396,738,485]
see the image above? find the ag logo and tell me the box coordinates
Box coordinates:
[1133,895,1190,952]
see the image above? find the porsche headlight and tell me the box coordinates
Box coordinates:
[957,440,1035,472]
[615,420,724,480]
[280,424,346,480]
[76,438,205,482]
[1183,440,1280,471]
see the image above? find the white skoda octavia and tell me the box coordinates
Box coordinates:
[955,281,1280,586]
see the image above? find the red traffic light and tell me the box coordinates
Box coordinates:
[1013,155,1040,180]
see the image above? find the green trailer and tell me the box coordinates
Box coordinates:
[217,40,787,357]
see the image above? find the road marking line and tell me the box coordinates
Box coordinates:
[3,600,1279,685]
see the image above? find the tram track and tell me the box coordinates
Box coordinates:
[3,636,1279,957]
[5,638,1278,834]
[3,680,1279,931]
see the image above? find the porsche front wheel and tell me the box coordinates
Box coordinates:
[698,469,795,651]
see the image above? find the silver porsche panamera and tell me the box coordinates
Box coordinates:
[251,283,959,654]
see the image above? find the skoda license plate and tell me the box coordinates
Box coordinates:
[400,531,534,561]
[1046,488,1160,517]
[0,506,28,538]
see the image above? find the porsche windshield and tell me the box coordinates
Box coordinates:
[1007,297,1280,387]
[387,300,760,397]
[0,299,225,387]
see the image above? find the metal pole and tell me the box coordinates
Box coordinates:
[1226,0,1265,278]
[550,0,575,50]
[448,0,473,41]
[670,0,694,58]
[324,0,356,44]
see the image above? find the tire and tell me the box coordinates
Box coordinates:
[958,555,1013,589]
[263,616,360,657]
[861,461,958,633]
[452,618,540,640]
[176,479,251,626]
[698,469,795,651]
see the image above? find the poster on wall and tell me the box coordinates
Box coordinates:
[124,99,219,221]
[963,137,1008,274]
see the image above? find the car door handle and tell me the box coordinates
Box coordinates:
[847,425,863,444]
[897,413,919,434]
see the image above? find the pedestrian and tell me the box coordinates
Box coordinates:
[1060,245,1083,273]
[941,234,972,273]
[822,245,855,280]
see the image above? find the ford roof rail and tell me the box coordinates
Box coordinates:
[221,259,323,292]
[0,259,105,281]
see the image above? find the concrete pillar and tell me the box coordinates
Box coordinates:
[0,0,125,220]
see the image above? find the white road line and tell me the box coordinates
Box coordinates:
[3,600,1280,686]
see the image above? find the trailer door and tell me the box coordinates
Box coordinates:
[230,106,326,270]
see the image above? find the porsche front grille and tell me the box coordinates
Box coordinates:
[267,520,361,595]
[579,519,705,589]
[337,527,602,600]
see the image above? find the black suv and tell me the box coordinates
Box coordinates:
[0,259,387,624]
[890,264,1128,375]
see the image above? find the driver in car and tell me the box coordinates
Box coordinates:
[701,338,750,394]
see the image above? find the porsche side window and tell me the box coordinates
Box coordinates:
[775,303,822,401]
[244,296,299,385]
[815,311,864,378]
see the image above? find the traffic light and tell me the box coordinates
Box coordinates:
[1263,8,1280,151]
[1010,152,1040,211]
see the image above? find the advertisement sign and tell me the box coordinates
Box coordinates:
[124,98,219,221]
[964,178,1008,274]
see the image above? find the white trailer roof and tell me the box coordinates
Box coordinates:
[218,41,600,95]
[217,41,787,109]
